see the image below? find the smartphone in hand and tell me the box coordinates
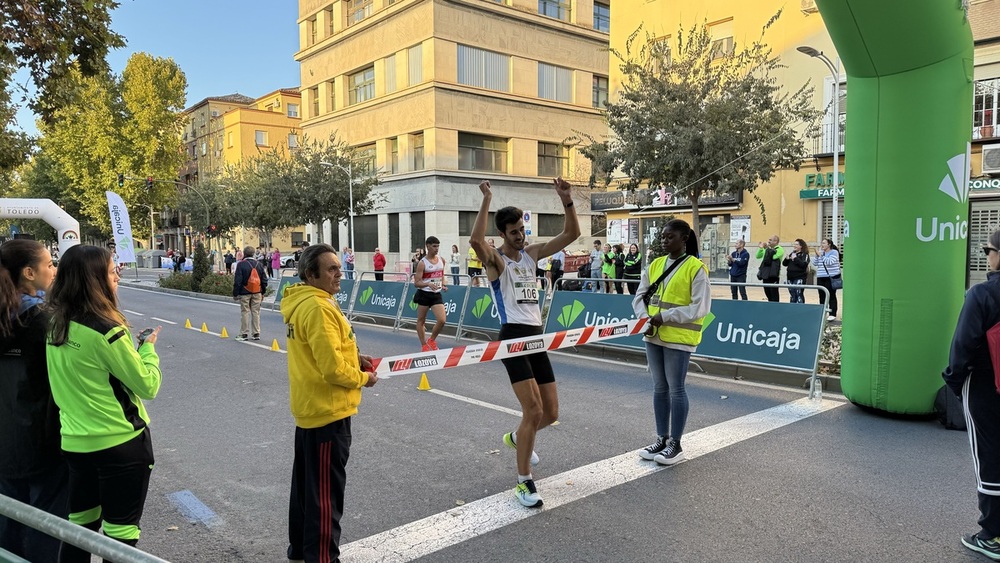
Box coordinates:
[137,328,154,348]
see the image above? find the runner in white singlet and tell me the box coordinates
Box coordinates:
[413,236,448,351]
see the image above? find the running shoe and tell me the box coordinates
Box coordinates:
[514,479,543,508]
[503,432,539,465]
[963,533,1000,560]
[638,436,668,460]
[653,439,685,466]
[427,338,439,350]
[421,343,431,352]
[235,334,249,342]
[252,334,260,341]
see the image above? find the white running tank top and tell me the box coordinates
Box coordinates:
[419,256,445,293]
[490,250,541,326]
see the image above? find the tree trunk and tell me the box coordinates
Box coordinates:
[689,188,701,252]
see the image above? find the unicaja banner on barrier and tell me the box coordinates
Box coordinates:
[105,191,136,263]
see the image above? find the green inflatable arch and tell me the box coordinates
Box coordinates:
[817,0,973,413]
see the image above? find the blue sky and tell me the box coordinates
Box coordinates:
[14,0,301,136]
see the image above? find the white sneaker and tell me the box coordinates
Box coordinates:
[514,479,543,508]
[827,315,837,321]
[503,432,539,465]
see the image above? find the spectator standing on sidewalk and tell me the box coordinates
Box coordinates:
[727,239,750,300]
[233,246,267,341]
[224,249,235,274]
[449,244,462,285]
[624,243,642,295]
[783,239,810,303]
[467,245,483,287]
[613,244,626,294]
[814,238,841,321]
[756,236,783,302]
[590,240,603,293]
[373,247,386,281]
[271,247,281,280]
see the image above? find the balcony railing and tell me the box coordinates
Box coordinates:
[973,124,999,141]
[812,121,845,156]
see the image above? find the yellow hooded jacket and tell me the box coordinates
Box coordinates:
[281,283,369,429]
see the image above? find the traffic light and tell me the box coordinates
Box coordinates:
[117,173,124,188]
[146,176,154,190]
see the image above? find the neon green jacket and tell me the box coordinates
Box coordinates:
[46,316,161,453]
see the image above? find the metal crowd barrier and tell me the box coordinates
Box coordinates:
[0,494,169,562]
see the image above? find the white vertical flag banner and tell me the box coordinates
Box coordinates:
[523,210,533,237]
[105,191,137,263]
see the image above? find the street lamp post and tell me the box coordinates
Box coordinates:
[320,161,355,249]
[797,46,842,248]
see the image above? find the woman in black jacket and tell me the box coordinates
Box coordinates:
[944,228,1000,560]
[612,244,626,294]
[0,239,64,561]
[623,243,642,295]
[782,239,810,303]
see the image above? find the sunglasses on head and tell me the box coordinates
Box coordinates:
[984,247,998,256]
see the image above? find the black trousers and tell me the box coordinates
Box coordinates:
[964,373,1000,538]
[288,418,352,563]
[60,428,154,563]
[762,277,780,302]
[730,274,748,300]
[0,462,68,561]
[817,276,839,316]
[375,270,384,281]
[625,276,640,295]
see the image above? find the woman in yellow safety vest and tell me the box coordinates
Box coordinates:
[631,219,712,466]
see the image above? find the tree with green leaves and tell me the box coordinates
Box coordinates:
[0,0,125,172]
[575,12,822,231]
[286,134,384,246]
[29,53,186,239]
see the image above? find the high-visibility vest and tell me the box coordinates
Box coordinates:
[646,255,709,346]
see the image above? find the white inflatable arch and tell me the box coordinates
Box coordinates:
[0,198,81,254]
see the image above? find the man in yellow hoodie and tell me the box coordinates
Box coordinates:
[281,243,378,563]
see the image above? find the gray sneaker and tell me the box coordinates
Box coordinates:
[235,334,249,341]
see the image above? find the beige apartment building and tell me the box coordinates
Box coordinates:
[296,0,610,272]
[168,89,303,254]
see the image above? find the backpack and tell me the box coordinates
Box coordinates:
[244,260,262,293]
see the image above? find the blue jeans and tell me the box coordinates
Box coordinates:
[644,343,691,440]
[451,266,460,285]
[787,277,805,303]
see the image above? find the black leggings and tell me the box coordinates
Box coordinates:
[817,277,839,316]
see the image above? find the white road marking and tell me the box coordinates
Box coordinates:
[123,309,144,316]
[340,397,843,562]
[427,389,522,417]
[150,317,177,325]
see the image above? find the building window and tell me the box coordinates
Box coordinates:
[287,103,299,118]
[413,133,425,170]
[288,133,299,149]
[408,44,423,86]
[388,213,400,252]
[711,36,734,59]
[457,45,510,92]
[538,63,572,102]
[538,0,570,21]
[201,142,207,156]
[354,214,378,252]
[385,53,397,93]
[228,132,233,148]
[326,7,335,36]
[592,75,608,108]
[975,79,1000,140]
[593,2,610,32]
[308,17,318,46]
[538,214,562,236]
[255,130,268,146]
[349,67,375,105]
[538,142,568,177]
[310,86,320,117]
[459,211,496,236]
[355,143,376,175]
[390,137,399,174]
[459,133,508,173]
[347,0,373,26]
[410,211,425,255]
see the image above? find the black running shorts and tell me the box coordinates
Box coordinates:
[413,290,444,307]
[498,324,555,385]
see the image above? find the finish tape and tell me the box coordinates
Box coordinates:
[370,317,649,378]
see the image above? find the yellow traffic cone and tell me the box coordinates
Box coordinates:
[200,322,208,333]
[184,319,192,329]
[418,373,431,391]
[271,339,280,351]
[220,327,229,338]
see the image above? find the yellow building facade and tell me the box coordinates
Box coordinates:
[606,0,1000,285]
[296,0,610,272]
[171,89,303,256]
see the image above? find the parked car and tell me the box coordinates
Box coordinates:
[280,255,296,268]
